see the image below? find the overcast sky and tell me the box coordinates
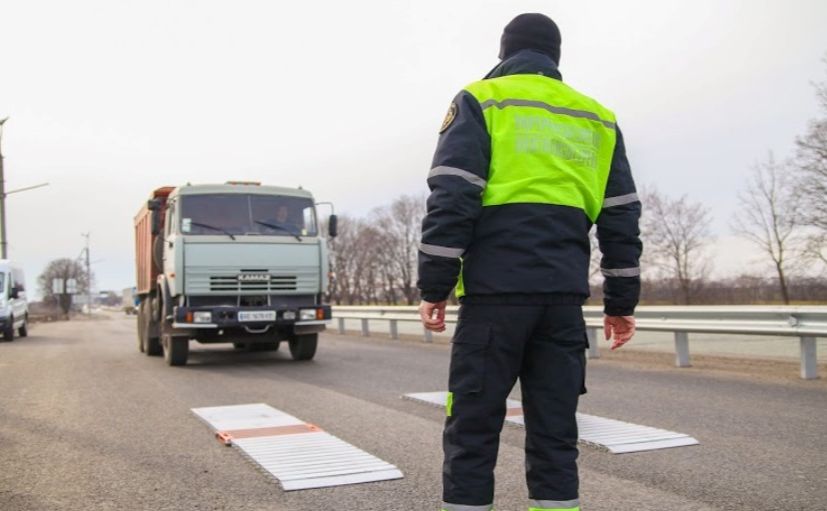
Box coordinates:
[2,0,827,297]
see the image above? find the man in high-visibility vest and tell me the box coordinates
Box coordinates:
[418,13,642,511]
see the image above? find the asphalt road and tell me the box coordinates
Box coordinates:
[1,314,825,511]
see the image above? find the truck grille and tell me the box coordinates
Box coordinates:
[209,275,298,292]
[185,265,318,295]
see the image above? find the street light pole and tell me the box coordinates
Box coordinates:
[83,233,92,315]
[0,117,8,259]
[0,117,49,260]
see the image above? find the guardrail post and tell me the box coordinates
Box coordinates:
[586,327,599,359]
[337,317,345,335]
[389,320,399,340]
[361,318,369,337]
[674,331,691,367]
[423,328,433,343]
[800,336,818,380]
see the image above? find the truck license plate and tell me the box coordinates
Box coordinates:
[238,311,276,322]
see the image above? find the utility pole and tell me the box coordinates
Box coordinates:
[0,117,49,259]
[83,233,92,315]
[0,117,8,259]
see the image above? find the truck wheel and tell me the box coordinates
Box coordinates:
[18,317,28,338]
[137,302,146,353]
[251,341,281,352]
[142,301,162,356]
[146,335,162,356]
[3,316,14,341]
[289,334,317,361]
[163,335,189,366]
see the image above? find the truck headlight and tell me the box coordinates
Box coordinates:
[299,309,317,321]
[193,311,213,324]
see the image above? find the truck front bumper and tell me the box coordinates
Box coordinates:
[171,305,331,332]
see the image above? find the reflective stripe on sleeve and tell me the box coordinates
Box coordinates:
[420,243,465,259]
[602,192,639,208]
[529,498,581,510]
[601,267,641,277]
[441,503,494,511]
[429,166,487,189]
[478,98,616,129]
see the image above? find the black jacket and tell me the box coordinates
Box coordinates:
[418,51,642,315]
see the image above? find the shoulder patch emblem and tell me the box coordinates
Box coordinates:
[439,102,458,133]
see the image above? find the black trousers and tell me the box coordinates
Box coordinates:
[443,303,586,506]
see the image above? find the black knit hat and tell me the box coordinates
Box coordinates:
[499,13,561,64]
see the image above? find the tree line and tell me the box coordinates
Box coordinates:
[326,195,425,305]
[636,58,827,304]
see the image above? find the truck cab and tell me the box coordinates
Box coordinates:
[134,182,336,366]
[0,260,29,341]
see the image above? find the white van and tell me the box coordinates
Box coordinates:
[0,260,28,341]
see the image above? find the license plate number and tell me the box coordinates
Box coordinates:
[238,311,276,322]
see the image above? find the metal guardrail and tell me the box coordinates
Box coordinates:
[332,305,827,380]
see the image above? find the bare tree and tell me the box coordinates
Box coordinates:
[732,154,800,303]
[803,232,827,268]
[795,57,827,270]
[326,215,387,304]
[372,194,426,305]
[37,258,90,315]
[641,188,713,304]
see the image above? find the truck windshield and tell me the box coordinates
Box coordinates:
[180,194,318,237]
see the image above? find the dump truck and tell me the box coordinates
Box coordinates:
[134,182,336,366]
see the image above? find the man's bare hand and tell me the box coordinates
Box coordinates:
[420,300,447,332]
[604,315,635,350]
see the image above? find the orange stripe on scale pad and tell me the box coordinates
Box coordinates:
[216,423,323,445]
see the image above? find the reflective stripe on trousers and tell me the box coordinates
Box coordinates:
[529,498,581,510]
[442,503,493,511]
[441,499,579,510]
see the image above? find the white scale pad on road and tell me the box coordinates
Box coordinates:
[404,391,699,454]
[192,403,403,491]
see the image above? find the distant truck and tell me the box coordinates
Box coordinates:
[134,182,336,366]
[122,287,137,315]
[0,260,28,341]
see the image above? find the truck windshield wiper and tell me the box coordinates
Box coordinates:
[254,220,302,241]
[189,221,236,240]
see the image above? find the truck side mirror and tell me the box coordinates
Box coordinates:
[10,286,19,299]
[328,214,338,238]
[148,199,162,236]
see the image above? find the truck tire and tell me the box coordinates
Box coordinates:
[137,302,146,353]
[142,300,162,356]
[288,334,317,361]
[3,316,14,341]
[146,336,162,356]
[163,335,189,366]
[18,317,28,338]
